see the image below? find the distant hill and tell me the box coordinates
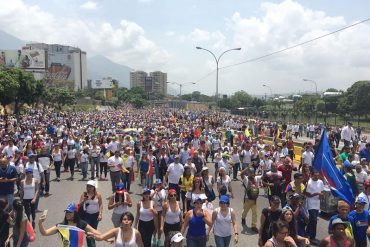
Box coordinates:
[87,55,132,88]
[0,30,25,49]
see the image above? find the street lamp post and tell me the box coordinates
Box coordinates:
[262,84,273,99]
[303,79,319,124]
[166,82,196,97]
[196,47,241,103]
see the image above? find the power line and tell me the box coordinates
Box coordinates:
[194,17,370,82]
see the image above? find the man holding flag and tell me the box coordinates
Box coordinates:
[310,130,356,244]
[313,130,355,206]
[108,151,124,193]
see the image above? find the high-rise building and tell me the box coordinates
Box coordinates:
[26,43,87,90]
[130,70,167,95]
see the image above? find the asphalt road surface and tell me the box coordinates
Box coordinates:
[28,161,331,247]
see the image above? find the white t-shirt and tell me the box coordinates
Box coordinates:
[167,163,184,184]
[25,162,44,182]
[2,145,19,157]
[241,150,251,164]
[302,151,314,166]
[306,179,324,210]
[108,156,123,172]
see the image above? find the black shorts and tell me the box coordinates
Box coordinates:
[164,222,181,236]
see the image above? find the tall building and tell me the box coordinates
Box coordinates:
[0,43,87,91]
[130,70,167,95]
[26,43,87,90]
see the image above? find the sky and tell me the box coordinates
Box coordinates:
[0,0,370,96]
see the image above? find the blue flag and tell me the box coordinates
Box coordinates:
[313,130,355,205]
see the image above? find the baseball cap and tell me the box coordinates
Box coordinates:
[342,160,352,169]
[199,194,208,200]
[356,197,367,204]
[155,178,162,184]
[332,218,347,228]
[86,180,96,188]
[143,188,151,194]
[170,232,184,243]
[219,195,230,204]
[201,166,209,172]
[28,153,36,158]
[115,182,125,190]
[192,195,203,203]
[25,167,33,173]
[65,202,78,213]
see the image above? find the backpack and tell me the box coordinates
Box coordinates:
[242,177,259,201]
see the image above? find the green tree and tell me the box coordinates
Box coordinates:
[232,90,253,107]
[94,90,105,101]
[0,67,19,111]
[338,81,370,121]
[7,68,40,116]
[50,87,75,109]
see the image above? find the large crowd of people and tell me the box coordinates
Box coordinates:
[0,105,369,247]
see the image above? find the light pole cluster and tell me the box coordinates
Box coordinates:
[195,46,241,103]
[166,81,196,97]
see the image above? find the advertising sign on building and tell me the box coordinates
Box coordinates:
[91,78,115,89]
[0,49,46,69]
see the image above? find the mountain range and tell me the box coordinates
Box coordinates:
[0,30,132,88]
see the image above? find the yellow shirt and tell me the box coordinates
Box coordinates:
[180,175,194,192]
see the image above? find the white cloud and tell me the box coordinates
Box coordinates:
[208,0,370,94]
[187,28,226,49]
[80,1,98,10]
[0,0,169,70]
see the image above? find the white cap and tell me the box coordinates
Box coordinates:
[199,194,208,200]
[87,180,96,188]
[170,232,184,243]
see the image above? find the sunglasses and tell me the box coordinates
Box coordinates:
[169,194,176,197]
[219,201,228,205]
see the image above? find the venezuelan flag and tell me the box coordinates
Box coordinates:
[244,128,250,138]
[147,157,153,177]
[57,224,85,247]
[117,163,129,173]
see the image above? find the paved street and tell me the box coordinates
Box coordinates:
[31,160,331,247]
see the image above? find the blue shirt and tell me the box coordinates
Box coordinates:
[359,148,370,162]
[0,165,18,195]
[349,210,370,246]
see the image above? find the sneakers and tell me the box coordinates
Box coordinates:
[251,227,259,233]
[241,218,246,225]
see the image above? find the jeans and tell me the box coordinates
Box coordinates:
[306,209,319,239]
[84,212,99,247]
[23,199,36,222]
[13,233,29,247]
[41,171,50,193]
[343,140,351,147]
[214,235,231,247]
[90,157,99,179]
[242,163,249,170]
[242,199,257,227]
[0,193,14,211]
[81,162,88,179]
[99,162,108,178]
[66,158,75,177]
[121,169,131,192]
[54,161,62,178]
[109,171,121,193]
[186,235,206,247]
[233,162,240,179]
